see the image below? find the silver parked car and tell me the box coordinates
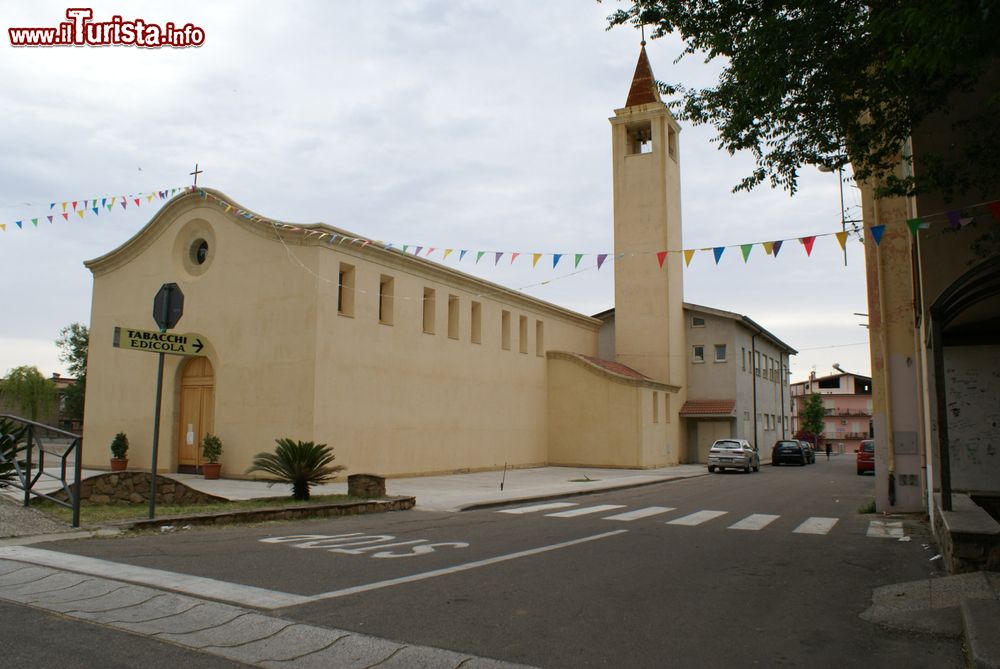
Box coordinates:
[707,439,760,473]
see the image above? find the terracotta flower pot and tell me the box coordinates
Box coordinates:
[202,462,222,480]
[110,458,128,471]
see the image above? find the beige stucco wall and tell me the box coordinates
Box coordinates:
[83,190,606,479]
[546,352,678,468]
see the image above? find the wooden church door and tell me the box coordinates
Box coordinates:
[177,357,215,471]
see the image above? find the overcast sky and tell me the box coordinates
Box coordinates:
[1,1,871,384]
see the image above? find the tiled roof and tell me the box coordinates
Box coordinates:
[679,400,736,416]
[579,354,650,380]
[625,45,661,107]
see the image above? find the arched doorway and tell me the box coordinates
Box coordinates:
[177,357,215,473]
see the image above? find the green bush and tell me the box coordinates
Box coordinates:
[201,433,223,464]
[246,438,345,501]
[110,432,129,459]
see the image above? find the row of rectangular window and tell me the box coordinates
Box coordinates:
[745,412,787,431]
[337,263,544,355]
[740,347,785,383]
[692,344,726,363]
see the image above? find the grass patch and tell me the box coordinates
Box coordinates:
[33,493,358,524]
[857,498,876,514]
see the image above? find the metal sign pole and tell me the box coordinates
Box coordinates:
[148,349,165,519]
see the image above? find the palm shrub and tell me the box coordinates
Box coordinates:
[0,417,27,488]
[246,438,345,501]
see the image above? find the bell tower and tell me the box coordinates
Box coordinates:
[610,43,685,390]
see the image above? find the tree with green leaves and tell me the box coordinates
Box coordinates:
[1,366,56,422]
[604,1,1000,200]
[56,322,88,422]
[246,438,345,501]
[798,392,827,447]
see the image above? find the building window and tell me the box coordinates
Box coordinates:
[501,310,511,350]
[378,275,394,325]
[668,125,678,160]
[422,288,436,334]
[337,263,355,317]
[653,392,659,423]
[535,320,544,357]
[693,345,705,363]
[519,315,528,354]
[627,121,653,155]
[471,301,482,344]
[741,347,746,372]
[692,316,706,328]
[714,344,727,362]
[754,351,760,375]
[664,393,670,422]
[744,410,750,421]
[448,294,459,339]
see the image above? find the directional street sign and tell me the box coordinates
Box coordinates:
[113,327,206,356]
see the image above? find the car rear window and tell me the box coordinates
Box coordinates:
[862,441,874,452]
[776,441,799,447]
[715,441,741,449]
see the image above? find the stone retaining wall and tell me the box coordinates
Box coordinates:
[52,473,227,506]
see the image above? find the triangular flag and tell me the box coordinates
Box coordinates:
[713,247,725,264]
[443,249,453,260]
[425,247,436,256]
[532,253,542,268]
[476,251,486,264]
[683,249,695,267]
[413,246,423,256]
[987,201,1000,221]
[762,242,774,256]
[49,202,55,210]
[800,236,816,256]
[574,254,584,269]
[905,218,926,235]
[92,207,99,216]
[77,210,84,219]
[72,200,78,210]
[835,231,848,250]
[740,244,753,262]
[656,251,667,268]
[596,253,608,270]
[101,198,106,207]
[147,194,154,203]
[946,211,961,229]
[870,225,886,245]
[31,218,38,227]
[772,240,783,257]
[360,240,371,248]
[121,200,127,210]
[47,215,53,223]
[15,221,22,229]
[402,245,409,253]
[494,252,503,265]
[511,252,520,264]
[459,250,468,262]
[62,213,69,220]
[552,254,563,268]
[134,198,141,206]
[83,200,89,209]
[0,223,5,231]
[61,202,67,212]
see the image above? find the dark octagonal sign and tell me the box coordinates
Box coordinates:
[152,282,184,331]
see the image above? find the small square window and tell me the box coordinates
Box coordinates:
[714,344,727,362]
[692,316,706,328]
[693,345,705,363]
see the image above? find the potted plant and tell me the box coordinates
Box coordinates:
[201,433,223,479]
[110,432,129,471]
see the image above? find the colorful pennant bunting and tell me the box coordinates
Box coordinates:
[740,244,753,262]
[800,236,816,256]
[683,249,695,267]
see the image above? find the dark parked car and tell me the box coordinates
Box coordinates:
[772,439,808,466]
[856,439,875,475]
[799,440,816,464]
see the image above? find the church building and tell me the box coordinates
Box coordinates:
[81,46,795,478]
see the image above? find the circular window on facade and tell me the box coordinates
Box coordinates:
[191,239,209,265]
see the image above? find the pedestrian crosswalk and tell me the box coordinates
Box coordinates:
[494,501,891,538]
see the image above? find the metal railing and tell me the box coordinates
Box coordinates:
[0,414,82,527]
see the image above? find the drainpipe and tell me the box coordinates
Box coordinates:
[751,331,760,449]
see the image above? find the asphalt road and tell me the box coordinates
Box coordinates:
[24,454,961,668]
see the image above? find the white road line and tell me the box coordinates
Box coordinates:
[866,520,905,538]
[793,517,839,535]
[603,506,676,522]
[666,510,728,526]
[728,514,780,531]
[0,546,310,609]
[546,504,627,518]
[497,502,578,514]
[310,530,629,602]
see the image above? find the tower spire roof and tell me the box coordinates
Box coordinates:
[625,42,661,107]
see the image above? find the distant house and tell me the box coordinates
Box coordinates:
[790,368,872,454]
